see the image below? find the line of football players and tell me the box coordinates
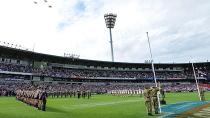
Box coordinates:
[16,89,47,111]
[48,90,92,99]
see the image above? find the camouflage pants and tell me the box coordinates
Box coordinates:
[152,97,159,113]
[145,101,152,114]
[38,100,43,110]
[201,95,205,101]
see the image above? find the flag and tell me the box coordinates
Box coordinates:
[197,70,207,77]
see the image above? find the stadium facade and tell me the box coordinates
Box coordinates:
[0,45,209,84]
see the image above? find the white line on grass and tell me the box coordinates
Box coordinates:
[62,99,142,110]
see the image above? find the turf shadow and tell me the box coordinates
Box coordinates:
[47,107,67,113]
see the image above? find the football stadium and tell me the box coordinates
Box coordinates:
[1,0,210,118]
[1,45,210,118]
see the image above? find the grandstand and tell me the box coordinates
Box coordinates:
[0,45,210,118]
[0,45,209,83]
[1,0,210,117]
[0,44,210,91]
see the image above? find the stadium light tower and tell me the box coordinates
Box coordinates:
[104,13,117,62]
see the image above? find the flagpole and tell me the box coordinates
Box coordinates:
[146,32,161,113]
[191,62,202,101]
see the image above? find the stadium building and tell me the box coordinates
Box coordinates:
[1,44,210,118]
[0,45,209,85]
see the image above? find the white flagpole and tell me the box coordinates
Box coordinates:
[32,43,36,52]
[146,32,161,113]
[191,62,202,101]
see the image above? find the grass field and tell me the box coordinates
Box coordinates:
[0,92,209,118]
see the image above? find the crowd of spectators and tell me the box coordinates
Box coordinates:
[0,63,31,73]
[0,62,209,97]
[1,82,208,97]
[164,84,197,92]
[0,62,208,80]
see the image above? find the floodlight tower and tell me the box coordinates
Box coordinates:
[104,13,117,62]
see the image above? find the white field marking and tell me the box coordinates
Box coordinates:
[199,110,208,113]
[192,107,210,117]
[157,102,200,118]
[193,113,208,118]
[160,101,190,109]
[168,103,193,112]
[173,101,207,111]
[202,108,210,111]
[198,110,210,113]
[61,99,142,110]
[159,102,210,118]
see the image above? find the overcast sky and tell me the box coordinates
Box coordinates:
[0,0,210,63]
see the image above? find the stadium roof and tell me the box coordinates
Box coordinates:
[1,45,209,68]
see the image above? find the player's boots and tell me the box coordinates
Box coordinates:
[148,113,153,116]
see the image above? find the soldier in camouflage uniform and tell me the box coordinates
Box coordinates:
[143,86,153,116]
[200,87,205,101]
[40,90,47,111]
[150,86,160,114]
[160,85,166,105]
[15,88,47,111]
[87,90,91,99]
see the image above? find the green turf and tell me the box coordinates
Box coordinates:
[0,92,209,118]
